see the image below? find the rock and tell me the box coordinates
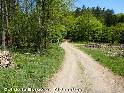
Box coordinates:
[85,43,101,48]
[120,44,124,49]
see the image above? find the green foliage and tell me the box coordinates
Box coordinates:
[101,23,124,44]
[65,6,124,44]
[66,11,103,42]
[116,13,124,23]
[51,24,66,43]
[113,23,124,43]
[97,27,113,43]
[9,12,40,52]
[0,0,72,52]
[0,44,64,93]
[64,15,75,39]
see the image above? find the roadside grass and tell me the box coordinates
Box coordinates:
[0,44,64,93]
[77,45,124,76]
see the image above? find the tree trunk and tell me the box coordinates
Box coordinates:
[1,0,9,50]
[1,0,6,49]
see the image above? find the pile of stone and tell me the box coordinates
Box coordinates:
[120,44,124,49]
[110,50,124,57]
[85,43,101,48]
[105,45,124,57]
[0,50,12,68]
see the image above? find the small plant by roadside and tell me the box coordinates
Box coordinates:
[0,44,64,93]
[77,44,124,76]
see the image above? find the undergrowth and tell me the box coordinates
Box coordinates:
[0,44,64,93]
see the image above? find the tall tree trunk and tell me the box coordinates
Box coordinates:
[0,0,2,45]
[1,0,8,50]
[0,0,1,15]
[1,0,6,49]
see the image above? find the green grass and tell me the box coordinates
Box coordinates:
[77,45,124,76]
[0,44,64,93]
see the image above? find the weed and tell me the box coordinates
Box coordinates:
[78,45,124,76]
[0,44,64,93]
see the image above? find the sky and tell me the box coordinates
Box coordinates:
[74,0,124,14]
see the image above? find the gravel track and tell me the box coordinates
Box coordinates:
[41,42,124,93]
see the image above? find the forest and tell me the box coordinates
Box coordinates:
[0,0,69,53]
[0,0,124,53]
[66,6,124,44]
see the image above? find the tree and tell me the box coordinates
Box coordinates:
[1,0,9,50]
[67,10,103,42]
[35,0,70,52]
[0,0,73,52]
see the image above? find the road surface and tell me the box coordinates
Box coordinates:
[42,42,124,93]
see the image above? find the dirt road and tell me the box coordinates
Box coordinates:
[43,42,124,93]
